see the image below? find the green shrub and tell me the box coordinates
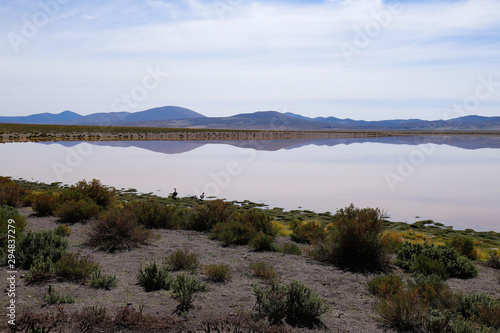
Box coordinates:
[32,193,57,216]
[407,274,453,309]
[282,243,302,255]
[187,199,235,231]
[25,256,55,283]
[253,280,328,327]
[485,251,500,270]
[367,275,404,298]
[54,252,99,281]
[289,220,326,244]
[395,242,478,279]
[127,200,180,229]
[374,288,423,331]
[237,209,276,237]
[447,235,476,260]
[0,180,27,207]
[204,263,232,282]
[312,204,387,271]
[89,269,118,290]
[137,261,172,292]
[42,285,75,304]
[0,205,27,253]
[55,198,100,223]
[250,233,277,252]
[250,262,280,284]
[86,207,157,252]
[454,293,500,328]
[411,255,449,280]
[73,179,116,208]
[54,224,71,237]
[211,209,276,247]
[17,230,68,269]
[172,273,209,314]
[165,247,200,272]
[211,219,256,246]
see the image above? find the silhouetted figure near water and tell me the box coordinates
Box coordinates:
[172,188,178,200]
[200,192,204,200]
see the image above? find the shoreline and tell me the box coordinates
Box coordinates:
[1,123,500,143]
[11,177,500,240]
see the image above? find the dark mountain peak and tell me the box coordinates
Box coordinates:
[124,106,206,122]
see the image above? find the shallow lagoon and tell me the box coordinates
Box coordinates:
[1,136,499,231]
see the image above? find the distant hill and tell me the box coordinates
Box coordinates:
[1,106,500,131]
[0,110,83,124]
[0,106,205,126]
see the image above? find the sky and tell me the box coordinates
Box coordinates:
[1,0,500,120]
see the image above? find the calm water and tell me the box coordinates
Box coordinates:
[1,136,499,231]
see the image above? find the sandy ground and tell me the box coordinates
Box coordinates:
[1,207,499,332]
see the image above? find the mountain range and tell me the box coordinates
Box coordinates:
[2,106,500,131]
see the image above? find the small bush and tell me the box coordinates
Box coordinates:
[485,250,500,270]
[454,293,500,328]
[282,243,302,255]
[289,220,326,244]
[187,199,235,231]
[411,255,449,280]
[0,180,27,207]
[395,242,478,279]
[250,233,277,252]
[74,179,116,208]
[43,285,75,304]
[250,262,280,284]
[165,247,200,272]
[55,199,100,223]
[211,219,256,246]
[86,207,157,252]
[137,261,172,292]
[32,193,58,216]
[312,204,388,271]
[211,209,276,246]
[381,231,404,254]
[54,252,99,281]
[202,311,295,333]
[204,263,232,282]
[448,235,477,260]
[374,289,423,331]
[253,279,328,327]
[74,305,110,331]
[89,269,118,290]
[25,256,55,283]
[172,273,209,314]
[128,200,180,229]
[54,224,72,237]
[407,274,453,308]
[17,230,68,269]
[368,275,404,298]
[237,209,276,237]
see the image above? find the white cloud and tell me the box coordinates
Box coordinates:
[1,0,500,119]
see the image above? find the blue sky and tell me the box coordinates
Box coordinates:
[1,0,499,120]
